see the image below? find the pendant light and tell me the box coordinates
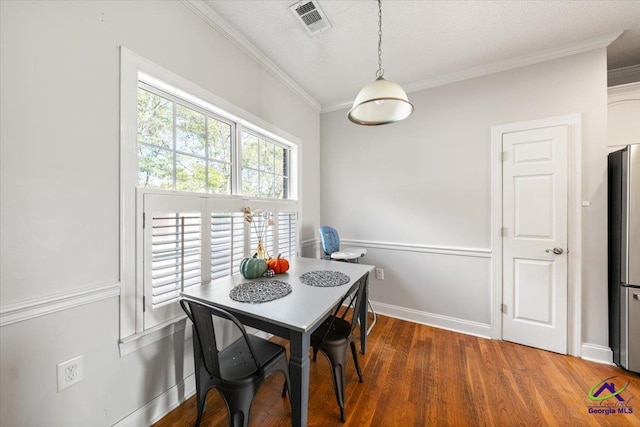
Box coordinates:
[348,0,413,125]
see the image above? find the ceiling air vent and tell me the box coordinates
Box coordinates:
[290,0,332,35]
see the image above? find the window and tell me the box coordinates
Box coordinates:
[137,85,234,194]
[241,130,289,198]
[120,49,299,338]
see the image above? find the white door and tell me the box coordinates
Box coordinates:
[502,125,568,354]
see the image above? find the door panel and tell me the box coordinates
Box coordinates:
[502,125,568,354]
[513,258,554,324]
[514,174,554,238]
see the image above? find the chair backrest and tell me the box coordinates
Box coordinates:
[348,273,368,334]
[180,297,260,379]
[319,226,340,256]
[324,272,369,340]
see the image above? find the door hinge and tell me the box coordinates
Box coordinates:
[142,212,146,229]
[143,296,146,312]
[501,303,507,314]
[500,151,508,162]
[501,227,507,237]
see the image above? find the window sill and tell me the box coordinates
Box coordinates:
[119,315,189,357]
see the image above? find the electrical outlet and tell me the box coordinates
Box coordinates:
[375,267,384,280]
[57,356,83,391]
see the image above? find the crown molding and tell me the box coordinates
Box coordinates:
[322,31,624,113]
[608,64,640,86]
[608,79,640,97]
[181,0,322,113]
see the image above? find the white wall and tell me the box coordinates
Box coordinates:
[321,50,609,349]
[0,1,320,425]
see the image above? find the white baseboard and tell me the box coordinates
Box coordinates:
[113,373,196,427]
[371,301,492,339]
[581,343,614,365]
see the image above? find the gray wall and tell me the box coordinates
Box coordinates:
[0,1,320,425]
[321,49,609,348]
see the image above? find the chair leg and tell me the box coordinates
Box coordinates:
[321,347,347,422]
[275,357,291,406]
[350,341,364,383]
[220,387,255,427]
[192,329,207,427]
[330,362,346,422]
[194,386,207,427]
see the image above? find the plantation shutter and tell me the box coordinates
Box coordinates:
[211,212,245,280]
[278,211,297,259]
[248,214,275,257]
[143,193,207,329]
[244,201,298,260]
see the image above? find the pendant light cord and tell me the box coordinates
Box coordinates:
[376,0,384,79]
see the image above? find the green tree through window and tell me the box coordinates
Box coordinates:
[241,131,288,198]
[137,86,235,195]
[137,84,289,199]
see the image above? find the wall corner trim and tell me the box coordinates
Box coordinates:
[0,282,121,327]
[180,0,322,113]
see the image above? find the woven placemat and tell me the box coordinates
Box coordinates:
[229,280,292,303]
[299,270,350,287]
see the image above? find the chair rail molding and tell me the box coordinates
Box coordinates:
[341,239,491,258]
[0,281,121,327]
[300,238,318,249]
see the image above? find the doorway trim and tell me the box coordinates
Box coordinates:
[490,114,582,356]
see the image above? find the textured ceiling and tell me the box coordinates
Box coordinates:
[201,0,640,110]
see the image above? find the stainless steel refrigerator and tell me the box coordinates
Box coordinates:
[608,144,640,374]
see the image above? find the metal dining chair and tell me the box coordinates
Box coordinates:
[311,273,368,422]
[180,297,291,427]
[318,226,376,334]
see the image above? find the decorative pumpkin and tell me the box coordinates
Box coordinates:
[267,254,290,274]
[240,254,268,279]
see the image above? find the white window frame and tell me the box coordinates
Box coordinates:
[138,82,237,194]
[119,47,300,349]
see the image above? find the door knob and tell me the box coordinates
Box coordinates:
[545,247,564,255]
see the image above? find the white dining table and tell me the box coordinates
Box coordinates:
[180,256,374,427]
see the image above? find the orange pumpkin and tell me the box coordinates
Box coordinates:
[267,254,289,274]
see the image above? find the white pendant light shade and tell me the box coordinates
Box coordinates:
[348,0,414,126]
[348,77,414,125]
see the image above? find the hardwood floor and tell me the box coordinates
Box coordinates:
[153,314,640,426]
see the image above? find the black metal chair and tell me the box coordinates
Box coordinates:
[180,297,290,427]
[311,273,367,422]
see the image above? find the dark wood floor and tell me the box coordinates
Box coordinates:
[153,314,640,426]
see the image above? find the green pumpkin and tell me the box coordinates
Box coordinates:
[239,254,268,279]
